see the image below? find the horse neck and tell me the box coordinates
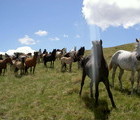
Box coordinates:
[33,55,38,60]
[51,52,56,57]
[4,58,11,64]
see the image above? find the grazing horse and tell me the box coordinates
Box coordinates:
[79,40,116,108]
[25,52,38,74]
[0,57,13,75]
[61,56,74,72]
[43,49,56,67]
[109,39,140,94]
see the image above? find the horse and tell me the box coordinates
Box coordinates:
[0,57,13,75]
[61,56,74,72]
[13,57,26,76]
[109,39,140,94]
[43,49,56,67]
[0,54,3,60]
[25,52,38,74]
[64,46,85,68]
[79,40,116,108]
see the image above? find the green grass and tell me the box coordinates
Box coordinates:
[0,43,140,120]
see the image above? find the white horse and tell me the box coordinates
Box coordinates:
[109,39,140,94]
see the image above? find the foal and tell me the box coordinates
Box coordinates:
[25,52,38,74]
[79,40,116,108]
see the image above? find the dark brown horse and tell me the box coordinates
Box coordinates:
[0,57,13,75]
[43,49,56,67]
[79,40,116,108]
[25,52,38,74]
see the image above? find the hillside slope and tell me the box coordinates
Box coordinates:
[0,42,139,120]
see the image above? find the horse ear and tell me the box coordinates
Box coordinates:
[100,39,102,45]
[136,38,139,42]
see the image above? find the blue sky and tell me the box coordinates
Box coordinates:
[0,0,140,52]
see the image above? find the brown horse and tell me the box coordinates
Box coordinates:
[0,57,13,75]
[25,52,38,74]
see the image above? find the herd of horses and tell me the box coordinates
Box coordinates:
[1,39,140,108]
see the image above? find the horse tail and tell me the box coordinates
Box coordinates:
[108,59,113,71]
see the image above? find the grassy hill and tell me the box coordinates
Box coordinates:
[0,42,140,120]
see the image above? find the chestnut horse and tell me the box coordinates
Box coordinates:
[0,57,13,75]
[25,52,38,74]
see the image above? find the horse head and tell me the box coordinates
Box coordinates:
[135,39,140,61]
[52,49,57,56]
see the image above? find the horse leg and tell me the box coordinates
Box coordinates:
[25,66,28,74]
[103,78,116,108]
[33,65,36,74]
[69,63,72,72]
[137,70,140,93]
[112,65,117,87]
[79,70,86,96]
[130,71,135,94]
[30,67,32,73]
[0,69,2,75]
[118,68,124,90]
[90,80,94,98]
[95,82,99,105]
[3,69,5,76]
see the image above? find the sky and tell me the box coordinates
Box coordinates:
[0,0,140,53]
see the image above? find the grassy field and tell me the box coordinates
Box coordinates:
[0,43,140,120]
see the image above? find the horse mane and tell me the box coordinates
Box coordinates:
[134,39,140,52]
[92,40,103,80]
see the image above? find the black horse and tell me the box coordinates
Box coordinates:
[43,49,56,67]
[79,40,116,108]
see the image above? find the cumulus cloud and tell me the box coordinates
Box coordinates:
[0,52,5,55]
[6,46,35,56]
[18,35,37,45]
[82,0,140,30]
[35,30,48,36]
[49,37,60,41]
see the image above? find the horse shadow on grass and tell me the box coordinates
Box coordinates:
[82,94,111,120]
[113,87,140,97]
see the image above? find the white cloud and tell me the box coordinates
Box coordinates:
[82,0,140,30]
[63,34,68,38]
[75,34,80,38]
[0,52,5,55]
[6,46,35,56]
[35,30,48,36]
[49,37,60,41]
[18,35,37,45]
